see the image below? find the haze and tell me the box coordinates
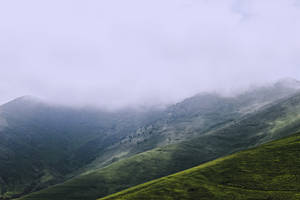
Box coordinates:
[0,0,300,109]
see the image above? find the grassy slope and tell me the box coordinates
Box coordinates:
[101,133,300,200]
[17,93,300,200]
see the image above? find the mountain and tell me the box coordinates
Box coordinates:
[0,78,298,199]
[17,88,300,200]
[0,96,163,199]
[82,78,300,171]
[100,132,300,200]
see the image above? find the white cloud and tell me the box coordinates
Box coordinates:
[0,0,299,108]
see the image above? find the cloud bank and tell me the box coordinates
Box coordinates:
[0,0,300,108]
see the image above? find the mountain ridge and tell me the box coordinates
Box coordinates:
[16,88,300,200]
[0,79,299,199]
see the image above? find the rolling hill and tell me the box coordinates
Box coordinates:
[100,132,300,200]
[17,87,300,200]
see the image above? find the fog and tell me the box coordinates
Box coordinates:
[0,0,300,109]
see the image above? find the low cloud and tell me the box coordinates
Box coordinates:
[0,0,299,108]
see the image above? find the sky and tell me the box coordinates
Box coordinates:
[0,0,300,109]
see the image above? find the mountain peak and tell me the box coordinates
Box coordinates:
[1,95,45,110]
[16,95,39,101]
[275,77,300,89]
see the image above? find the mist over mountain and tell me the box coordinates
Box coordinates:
[1,0,300,108]
[3,77,300,111]
[1,1,300,200]
[0,79,300,199]
[13,79,300,200]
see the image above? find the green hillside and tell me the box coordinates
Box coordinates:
[0,96,163,199]
[17,92,300,200]
[100,132,300,200]
[84,81,300,172]
[5,83,289,199]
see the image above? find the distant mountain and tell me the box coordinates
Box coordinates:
[17,83,300,200]
[100,132,300,200]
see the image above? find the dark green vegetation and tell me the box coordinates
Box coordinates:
[101,133,300,200]
[0,96,163,199]
[17,80,300,200]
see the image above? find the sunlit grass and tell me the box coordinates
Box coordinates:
[100,133,300,200]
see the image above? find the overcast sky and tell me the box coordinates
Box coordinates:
[0,0,300,108]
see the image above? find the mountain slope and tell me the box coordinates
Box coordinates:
[84,79,300,171]
[100,132,300,200]
[0,97,163,199]
[17,91,300,200]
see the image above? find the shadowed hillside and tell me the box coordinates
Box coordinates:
[0,96,163,199]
